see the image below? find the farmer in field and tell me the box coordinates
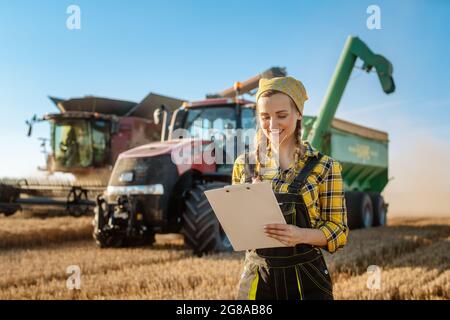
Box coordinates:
[232,76,349,300]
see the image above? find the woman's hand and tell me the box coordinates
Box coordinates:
[264,224,329,247]
[252,176,262,184]
[263,224,305,247]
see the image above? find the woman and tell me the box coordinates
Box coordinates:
[232,76,348,300]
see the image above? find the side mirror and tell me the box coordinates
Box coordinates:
[154,105,171,142]
[153,108,162,125]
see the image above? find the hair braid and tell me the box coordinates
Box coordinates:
[294,119,303,166]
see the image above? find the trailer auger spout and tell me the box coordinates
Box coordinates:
[307,36,395,151]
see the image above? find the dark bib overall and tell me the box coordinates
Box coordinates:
[242,153,333,300]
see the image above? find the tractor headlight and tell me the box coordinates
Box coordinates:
[106,184,164,196]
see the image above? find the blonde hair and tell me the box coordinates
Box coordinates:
[254,90,303,179]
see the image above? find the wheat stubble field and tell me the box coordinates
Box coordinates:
[0,213,449,300]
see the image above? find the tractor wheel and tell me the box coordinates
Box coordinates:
[181,182,233,256]
[345,191,374,229]
[369,192,387,227]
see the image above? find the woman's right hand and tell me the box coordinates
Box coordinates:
[252,176,262,184]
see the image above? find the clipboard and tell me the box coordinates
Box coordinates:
[204,182,288,251]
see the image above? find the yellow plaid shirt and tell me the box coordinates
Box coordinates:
[232,141,349,254]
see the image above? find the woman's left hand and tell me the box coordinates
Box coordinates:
[263,224,305,247]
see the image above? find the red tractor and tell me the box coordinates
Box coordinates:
[93,67,286,254]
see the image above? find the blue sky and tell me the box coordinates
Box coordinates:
[0,0,449,178]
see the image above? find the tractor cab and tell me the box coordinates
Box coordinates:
[168,98,256,173]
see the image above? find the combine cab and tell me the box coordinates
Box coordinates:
[45,94,186,181]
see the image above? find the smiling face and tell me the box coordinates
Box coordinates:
[257,91,302,149]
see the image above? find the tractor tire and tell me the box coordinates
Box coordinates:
[181,182,233,256]
[369,192,387,227]
[345,191,374,229]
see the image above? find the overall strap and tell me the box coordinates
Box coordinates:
[243,152,256,183]
[287,152,323,193]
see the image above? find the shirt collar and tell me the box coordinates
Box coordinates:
[260,140,320,173]
[302,140,320,159]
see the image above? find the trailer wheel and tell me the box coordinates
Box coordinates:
[345,191,374,229]
[181,182,233,257]
[369,193,387,227]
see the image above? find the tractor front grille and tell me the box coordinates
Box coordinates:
[107,154,179,225]
[109,155,177,187]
